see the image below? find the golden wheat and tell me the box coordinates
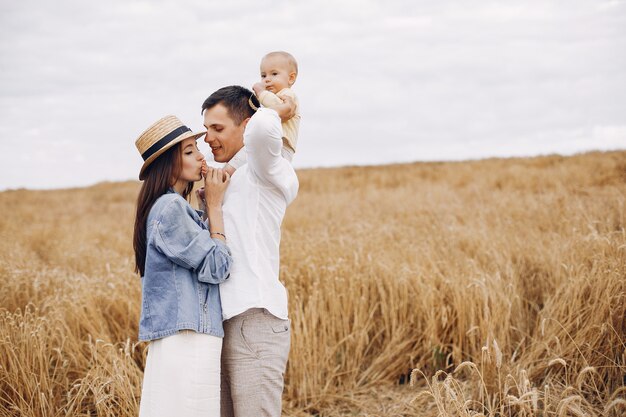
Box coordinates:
[1,151,624,416]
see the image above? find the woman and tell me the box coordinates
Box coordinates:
[132,115,231,417]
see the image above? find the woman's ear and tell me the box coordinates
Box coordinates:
[169,174,178,187]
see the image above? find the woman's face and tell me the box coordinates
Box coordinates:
[174,137,205,186]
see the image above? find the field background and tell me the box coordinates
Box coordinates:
[1,151,625,416]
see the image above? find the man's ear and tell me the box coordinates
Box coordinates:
[241,117,251,129]
[288,72,297,86]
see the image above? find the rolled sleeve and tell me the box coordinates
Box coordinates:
[196,238,231,284]
[258,89,291,107]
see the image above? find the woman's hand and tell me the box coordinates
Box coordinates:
[203,167,230,209]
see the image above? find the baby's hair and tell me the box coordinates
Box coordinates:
[264,51,298,75]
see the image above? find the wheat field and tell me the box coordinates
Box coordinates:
[0,151,625,416]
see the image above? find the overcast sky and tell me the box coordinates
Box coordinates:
[1,0,625,190]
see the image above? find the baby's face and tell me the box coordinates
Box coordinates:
[260,55,296,93]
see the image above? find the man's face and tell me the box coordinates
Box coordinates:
[203,103,246,163]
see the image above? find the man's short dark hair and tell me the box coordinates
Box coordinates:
[201,85,260,126]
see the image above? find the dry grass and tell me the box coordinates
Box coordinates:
[1,151,625,416]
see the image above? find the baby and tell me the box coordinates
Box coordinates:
[224,51,301,175]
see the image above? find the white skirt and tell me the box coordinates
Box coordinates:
[139,331,222,417]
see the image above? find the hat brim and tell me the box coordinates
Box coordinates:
[139,130,206,180]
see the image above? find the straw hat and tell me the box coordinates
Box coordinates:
[135,115,206,180]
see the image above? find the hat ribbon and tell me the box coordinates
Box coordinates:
[141,126,192,161]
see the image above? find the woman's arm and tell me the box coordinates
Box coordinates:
[153,197,231,284]
[203,167,229,242]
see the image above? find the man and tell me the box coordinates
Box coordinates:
[201,85,298,417]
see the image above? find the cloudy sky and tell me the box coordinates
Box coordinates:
[1,0,625,190]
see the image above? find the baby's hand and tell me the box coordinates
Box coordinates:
[252,82,265,96]
[196,187,207,218]
[201,160,208,178]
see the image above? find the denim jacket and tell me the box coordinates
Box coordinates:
[138,189,232,341]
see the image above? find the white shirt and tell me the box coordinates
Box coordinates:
[220,108,299,320]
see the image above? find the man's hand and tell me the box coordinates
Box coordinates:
[270,94,296,122]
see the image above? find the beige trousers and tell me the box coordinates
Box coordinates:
[220,308,291,417]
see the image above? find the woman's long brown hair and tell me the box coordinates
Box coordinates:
[133,144,194,276]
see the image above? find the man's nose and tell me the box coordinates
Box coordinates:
[204,132,215,144]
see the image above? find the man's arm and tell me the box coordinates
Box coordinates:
[269,95,296,122]
[252,84,296,122]
[244,108,298,203]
